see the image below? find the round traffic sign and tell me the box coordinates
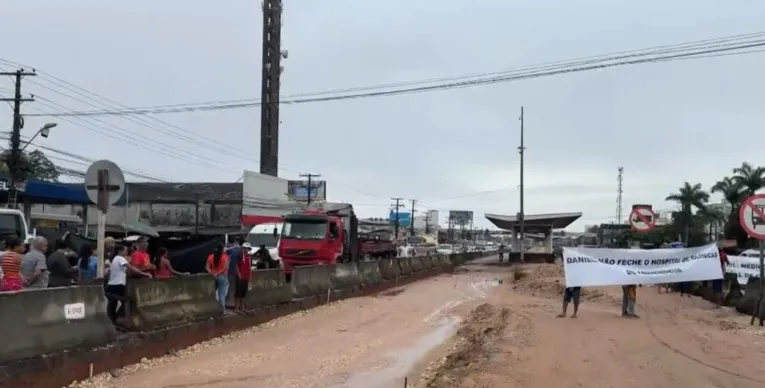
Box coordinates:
[739,194,765,240]
[629,207,656,232]
[84,160,126,210]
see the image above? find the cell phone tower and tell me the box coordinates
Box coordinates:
[616,167,624,223]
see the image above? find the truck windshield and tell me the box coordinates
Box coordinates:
[0,213,24,239]
[246,233,279,248]
[282,221,327,240]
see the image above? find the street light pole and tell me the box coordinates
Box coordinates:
[20,123,57,152]
[518,106,526,263]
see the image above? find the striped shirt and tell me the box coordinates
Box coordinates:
[1,252,22,280]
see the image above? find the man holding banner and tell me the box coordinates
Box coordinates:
[563,243,723,315]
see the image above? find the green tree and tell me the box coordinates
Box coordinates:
[732,162,765,196]
[665,182,710,244]
[0,149,59,182]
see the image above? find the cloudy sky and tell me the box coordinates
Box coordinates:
[1,0,764,229]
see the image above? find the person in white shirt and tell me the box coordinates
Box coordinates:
[105,244,152,325]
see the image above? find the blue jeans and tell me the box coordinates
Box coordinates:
[215,274,229,309]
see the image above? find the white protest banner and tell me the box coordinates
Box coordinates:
[726,255,760,293]
[563,243,723,287]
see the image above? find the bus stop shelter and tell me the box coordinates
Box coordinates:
[485,212,582,252]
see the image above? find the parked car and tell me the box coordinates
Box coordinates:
[436,243,455,255]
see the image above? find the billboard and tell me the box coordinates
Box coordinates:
[287,180,327,202]
[241,170,301,225]
[449,210,473,224]
[389,211,411,226]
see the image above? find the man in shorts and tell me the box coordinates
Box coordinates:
[557,286,581,318]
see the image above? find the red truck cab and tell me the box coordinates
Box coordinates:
[278,202,359,274]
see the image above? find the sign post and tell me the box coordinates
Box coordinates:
[739,194,765,326]
[84,160,125,279]
[628,207,656,233]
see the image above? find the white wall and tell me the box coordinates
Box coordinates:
[242,170,301,218]
[31,202,241,227]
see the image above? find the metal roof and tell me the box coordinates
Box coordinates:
[484,212,582,231]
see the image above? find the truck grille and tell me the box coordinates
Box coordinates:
[284,249,317,257]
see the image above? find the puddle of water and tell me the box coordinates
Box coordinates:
[337,316,461,388]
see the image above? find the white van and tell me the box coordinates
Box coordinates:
[246,222,283,263]
[0,208,30,244]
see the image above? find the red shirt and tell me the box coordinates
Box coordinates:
[719,249,729,270]
[237,252,252,281]
[131,251,151,269]
[154,258,172,279]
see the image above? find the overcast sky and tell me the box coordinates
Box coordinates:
[1,0,764,229]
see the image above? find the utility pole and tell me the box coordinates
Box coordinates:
[424,210,431,234]
[259,0,284,177]
[391,197,404,239]
[299,173,321,206]
[0,69,36,209]
[409,199,417,235]
[616,167,624,224]
[518,106,526,262]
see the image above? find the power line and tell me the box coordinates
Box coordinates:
[16,32,765,117]
[17,30,765,116]
[0,134,172,182]
[0,62,308,177]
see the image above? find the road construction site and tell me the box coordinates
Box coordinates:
[68,257,765,388]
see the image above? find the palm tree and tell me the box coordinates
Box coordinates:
[711,176,744,209]
[732,162,765,196]
[666,182,710,244]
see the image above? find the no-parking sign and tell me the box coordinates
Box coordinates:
[739,194,765,240]
[629,207,656,232]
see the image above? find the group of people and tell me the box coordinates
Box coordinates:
[0,233,282,322]
[557,245,730,319]
[0,236,49,291]
[206,238,279,313]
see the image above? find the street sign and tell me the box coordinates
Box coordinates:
[739,194,765,240]
[739,195,765,327]
[84,160,125,280]
[84,160,125,212]
[629,207,656,232]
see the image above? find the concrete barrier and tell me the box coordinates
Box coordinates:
[358,261,383,285]
[410,256,425,272]
[330,263,363,290]
[398,257,413,275]
[3,250,493,388]
[0,286,116,364]
[378,258,401,280]
[125,275,222,331]
[292,265,333,298]
[421,255,436,269]
[246,269,293,307]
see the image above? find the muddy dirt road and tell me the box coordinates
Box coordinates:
[421,263,765,388]
[75,257,505,388]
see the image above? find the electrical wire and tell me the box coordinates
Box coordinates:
[2,32,761,213]
[15,32,765,117]
[0,134,173,182]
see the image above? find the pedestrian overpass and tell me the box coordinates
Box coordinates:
[484,212,582,251]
